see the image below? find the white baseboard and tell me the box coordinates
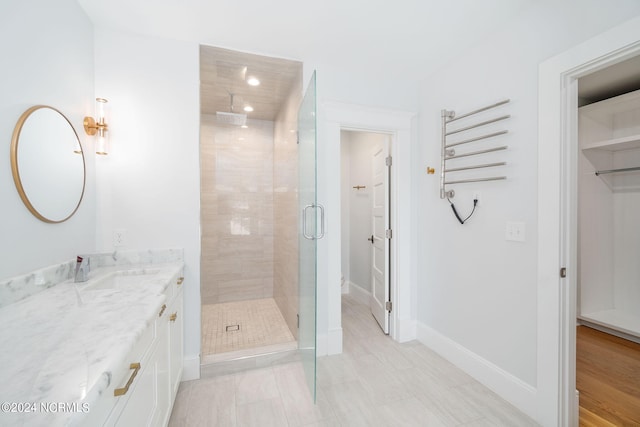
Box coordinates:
[574,389,580,426]
[416,322,537,421]
[327,327,343,355]
[317,327,344,356]
[317,332,327,356]
[341,280,350,294]
[393,317,417,343]
[348,281,370,305]
[181,354,200,381]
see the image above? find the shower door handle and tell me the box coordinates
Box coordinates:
[302,204,325,240]
[316,204,325,240]
[303,205,313,240]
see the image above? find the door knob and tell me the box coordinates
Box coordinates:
[368,235,374,244]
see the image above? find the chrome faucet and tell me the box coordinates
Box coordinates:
[74,256,90,282]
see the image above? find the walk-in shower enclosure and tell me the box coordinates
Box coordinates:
[199,46,303,360]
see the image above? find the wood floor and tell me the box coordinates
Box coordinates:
[577,325,640,426]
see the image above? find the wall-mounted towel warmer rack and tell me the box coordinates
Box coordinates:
[440,99,511,199]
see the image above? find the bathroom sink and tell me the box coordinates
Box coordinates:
[80,269,162,292]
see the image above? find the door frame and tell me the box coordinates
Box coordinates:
[339,130,392,332]
[319,101,416,355]
[538,17,640,426]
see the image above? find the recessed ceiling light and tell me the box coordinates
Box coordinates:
[247,77,260,86]
[244,105,254,112]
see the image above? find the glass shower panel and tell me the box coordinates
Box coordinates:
[298,71,317,401]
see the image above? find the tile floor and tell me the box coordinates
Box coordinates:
[170,294,539,426]
[201,298,295,356]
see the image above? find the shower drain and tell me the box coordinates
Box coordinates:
[225,324,240,332]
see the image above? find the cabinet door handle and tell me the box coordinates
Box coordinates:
[176,277,184,285]
[170,312,177,322]
[114,363,141,396]
[159,304,167,317]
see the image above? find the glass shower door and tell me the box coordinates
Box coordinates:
[298,71,318,401]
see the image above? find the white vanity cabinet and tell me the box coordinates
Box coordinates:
[84,270,185,427]
[108,322,168,427]
[159,273,184,425]
[82,318,156,426]
[168,284,184,403]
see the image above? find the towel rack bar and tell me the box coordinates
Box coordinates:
[446,99,510,123]
[440,98,511,201]
[445,162,506,173]
[445,115,511,136]
[445,130,508,148]
[446,146,507,160]
[595,166,640,176]
[445,176,506,185]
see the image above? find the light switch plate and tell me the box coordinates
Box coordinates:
[506,221,526,242]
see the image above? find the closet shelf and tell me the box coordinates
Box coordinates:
[581,133,640,152]
[581,134,640,192]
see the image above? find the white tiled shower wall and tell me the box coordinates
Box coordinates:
[200,117,275,305]
[273,75,302,339]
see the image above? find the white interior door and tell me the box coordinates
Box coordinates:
[370,138,390,333]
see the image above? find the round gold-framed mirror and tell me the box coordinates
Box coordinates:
[10,105,86,223]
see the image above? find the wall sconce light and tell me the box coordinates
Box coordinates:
[83,98,109,155]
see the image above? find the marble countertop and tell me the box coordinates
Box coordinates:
[0,261,184,427]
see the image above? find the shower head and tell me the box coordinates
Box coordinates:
[216,111,247,126]
[216,92,247,126]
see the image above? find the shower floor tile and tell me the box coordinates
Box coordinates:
[201,298,295,356]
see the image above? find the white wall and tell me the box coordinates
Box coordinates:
[614,192,640,314]
[416,0,640,420]
[348,135,373,292]
[578,154,615,314]
[0,0,95,279]
[93,28,201,379]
